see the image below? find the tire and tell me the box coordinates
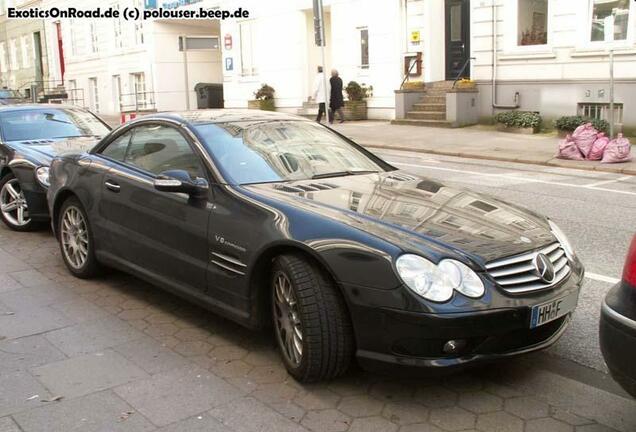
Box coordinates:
[271,254,354,382]
[0,173,41,232]
[57,196,101,278]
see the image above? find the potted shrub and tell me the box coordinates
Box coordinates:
[249,84,275,111]
[344,81,372,121]
[555,115,609,137]
[495,111,542,134]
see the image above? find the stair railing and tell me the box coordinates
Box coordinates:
[451,57,476,89]
[400,59,419,90]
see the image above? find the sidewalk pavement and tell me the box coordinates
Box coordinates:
[330,121,636,176]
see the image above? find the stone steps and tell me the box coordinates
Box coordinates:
[406,111,446,121]
[390,118,452,128]
[412,103,446,112]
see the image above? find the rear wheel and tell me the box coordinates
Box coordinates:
[272,254,354,382]
[58,196,101,278]
[0,174,37,231]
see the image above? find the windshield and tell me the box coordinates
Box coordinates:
[195,120,386,184]
[0,108,110,142]
[0,90,22,99]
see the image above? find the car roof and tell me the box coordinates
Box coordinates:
[0,103,89,112]
[140,109,309,126]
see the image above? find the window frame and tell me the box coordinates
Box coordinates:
[505,0,553,53]
[239,20,257,76]
[583,0,635,48]
[93,121,212,183]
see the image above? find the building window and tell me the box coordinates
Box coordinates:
[590,0,630,42]
[134,0,144,45]
[89,21,99,53]
[9,38,18,70]
[131,72,148,109]
[517,0,548,46]
[0,42,7,73]
[179,36,219,51]
[112,75,121,111]
[70,19,81,56]
[239,21,257,76]
[89,78,99,113]
[113,4,123,48]
[359,27,369,68]
[20,35,30,68]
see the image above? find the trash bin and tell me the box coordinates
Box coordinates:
[195,83,224,109]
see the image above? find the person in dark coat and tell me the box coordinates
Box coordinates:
[329,69,345,124]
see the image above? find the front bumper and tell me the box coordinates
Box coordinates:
[344,272,582,374]
[600,294,636,397]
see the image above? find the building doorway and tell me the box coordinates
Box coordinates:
[445,0,470,81]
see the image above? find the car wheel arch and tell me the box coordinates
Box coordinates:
[0,166,12,180]
[248,241,353,330]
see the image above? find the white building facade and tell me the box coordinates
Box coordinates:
[32,0,636,132]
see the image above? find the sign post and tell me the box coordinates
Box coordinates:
[313,0,329,117]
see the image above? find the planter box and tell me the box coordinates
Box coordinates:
[248,99,275,111]
[496,124,539,134]
[344,101,367,121]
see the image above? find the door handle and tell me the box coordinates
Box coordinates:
[104,180,121,192]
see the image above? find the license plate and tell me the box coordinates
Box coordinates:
[530,291,578,329]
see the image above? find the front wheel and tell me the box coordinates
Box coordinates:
[58,197,101,278]
[272,254,354,382]
[0,174,38,231]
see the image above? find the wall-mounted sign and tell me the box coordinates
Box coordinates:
[225,57,233,71]
[410,30,421,43]
[224,34,232,50]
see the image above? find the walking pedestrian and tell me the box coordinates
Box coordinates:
[312,66,327,123]
[329,69,345,124]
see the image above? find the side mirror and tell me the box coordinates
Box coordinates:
[154,170,208,198]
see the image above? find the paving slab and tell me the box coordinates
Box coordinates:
[157,414,232,432]
[31,350,149,399]
[0,249,31,274]
[0,283,77,311]
[209,397,307,432]
[113,337,191,375]
[0,334,66,373]
[0,371,53,417]
[0,417,21,432]
[115,365,243,427]
[13,390,156,432]
[44,317,145,356]
[0,305,72,340]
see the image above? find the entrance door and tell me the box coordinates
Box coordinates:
[445,0,470,81]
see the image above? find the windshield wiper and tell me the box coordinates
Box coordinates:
[311,170,378,180]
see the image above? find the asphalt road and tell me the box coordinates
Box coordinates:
[373,148,636,375]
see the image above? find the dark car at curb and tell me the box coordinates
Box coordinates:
[47,110,584,382]
[600,234,636,397]
[0,104,110,231]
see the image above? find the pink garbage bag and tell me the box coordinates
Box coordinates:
[556,135,585,160]
[588,132,610,160]
[602,133,633,164]
[572,123,598,158]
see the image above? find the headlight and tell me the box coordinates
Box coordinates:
[548,220,575,260]
[396,254,484,302]
[439,259,485,298]
[35,166,50,188]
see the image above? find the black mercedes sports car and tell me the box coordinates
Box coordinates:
[0,104,110,231]
[48,110,584,382]
[600,234,636,397]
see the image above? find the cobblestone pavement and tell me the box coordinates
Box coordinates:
[1,227,636,431]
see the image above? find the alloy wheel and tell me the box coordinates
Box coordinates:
[0,178,30,227]
[273,271,304,367]
[60,206,90,270]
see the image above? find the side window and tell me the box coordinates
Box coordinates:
[125,124,204,179]
[100,131,132,161]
